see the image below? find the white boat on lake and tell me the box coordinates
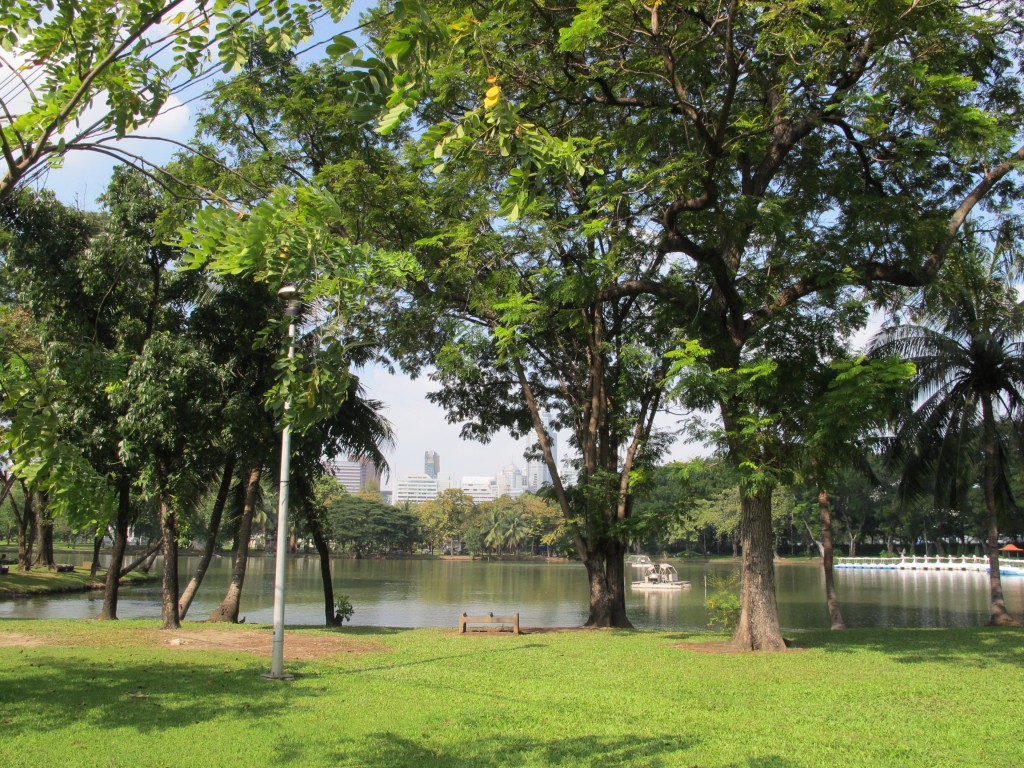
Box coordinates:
[631,563,691,590]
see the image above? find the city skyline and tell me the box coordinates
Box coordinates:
[360,365,705,492]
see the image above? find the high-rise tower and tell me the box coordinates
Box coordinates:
[424,450,440,480]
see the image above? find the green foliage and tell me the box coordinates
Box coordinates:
[874,241,1024,517]
[179,184,421,432]
[321,482,419,557]
[0,0,351,198]
[417,489,477,553]
[704,573,742,632]
[333,594,355,625]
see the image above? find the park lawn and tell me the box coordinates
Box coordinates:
[0,620,1020,768]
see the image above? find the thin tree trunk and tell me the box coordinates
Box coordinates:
[120,538,161,577]
[9,483,32,571]
[802,518,824,556]
[160,490,181,629]
[209,467,261,623]
[981,398,1015,625]
[818,488,846,630]
[308,512,340,626]
[90,533,103,578]
[178,454,236,620]
[99,477,132,619]
[730,488,786,651]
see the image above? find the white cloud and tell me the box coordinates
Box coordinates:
[132,94,191,138]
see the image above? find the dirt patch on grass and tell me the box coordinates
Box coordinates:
[158,628,384,660]
[0,626,386,659]
[0,632,47,648]
[675,640,804,654]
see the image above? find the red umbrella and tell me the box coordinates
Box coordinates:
[999,543,1023,557]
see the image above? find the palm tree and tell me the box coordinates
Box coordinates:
[871,244,1024,626]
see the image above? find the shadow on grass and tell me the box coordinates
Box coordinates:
[804,626,1024,666]
[328,731,705,768]
[0,653,311,738]
[302,642,547,677]
[663,626,1024,667]
[322,732,802,768]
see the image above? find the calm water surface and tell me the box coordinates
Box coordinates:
[2,555,1022,630]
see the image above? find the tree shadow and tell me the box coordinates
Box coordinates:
[317,642,547,677]
[0,653,313,738]
[664,626,1024,666]
[328,731,701,767]
[802,626,1024,666]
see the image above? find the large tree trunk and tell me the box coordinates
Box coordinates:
[730,488,786,651]
[981,398,1015,625]
[818,488,846,631]
[581,536,632,628]
[98,477,132,620]
[31,492,54,568]
[160,494,181,630]
[209,467,261,623]
[178,455,236,620]
[308,512,340,626]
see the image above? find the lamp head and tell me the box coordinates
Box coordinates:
[278,285,301,318]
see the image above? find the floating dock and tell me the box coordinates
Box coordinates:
[835,555,1024,576]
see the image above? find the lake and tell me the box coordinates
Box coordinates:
[2,554,1022,630]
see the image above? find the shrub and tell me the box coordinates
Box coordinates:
[334,595,354,625]
[704,573,741,632]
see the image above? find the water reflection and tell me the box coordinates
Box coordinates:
[1,554,1021,630]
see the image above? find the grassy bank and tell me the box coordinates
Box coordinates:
[0,567,154,598]
[0,620,1020,767]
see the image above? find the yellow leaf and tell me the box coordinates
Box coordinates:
[484,85,501,109]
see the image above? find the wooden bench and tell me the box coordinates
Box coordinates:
[458,612,520,634]
[55,563,75,573]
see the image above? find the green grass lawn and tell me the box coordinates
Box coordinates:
[0,620,1020,767]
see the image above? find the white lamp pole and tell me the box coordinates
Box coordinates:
[266,285,300,680]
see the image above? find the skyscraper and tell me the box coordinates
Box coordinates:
[424,450,440,480]
[325,455,381,494]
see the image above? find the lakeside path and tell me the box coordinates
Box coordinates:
[0,619,1021,767]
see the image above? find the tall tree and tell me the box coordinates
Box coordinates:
[872,242,1024,625]
[363,0,1024,649]
[115,331,224,629]
[0,170,201,617]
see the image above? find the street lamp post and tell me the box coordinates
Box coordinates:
[265,285,300,681]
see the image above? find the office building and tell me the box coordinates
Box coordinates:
[424,450,440,479]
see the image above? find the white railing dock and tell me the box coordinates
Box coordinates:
[835,555,1024,576]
